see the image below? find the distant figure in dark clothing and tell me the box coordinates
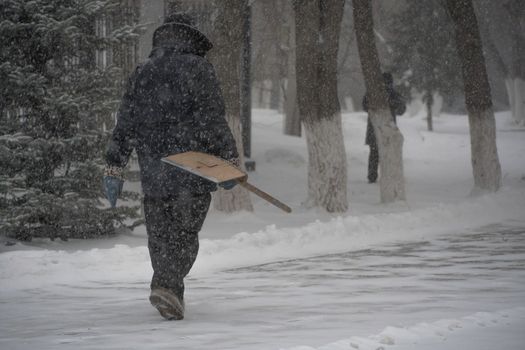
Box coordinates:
[103,13,239,320]
[362,72,406,183]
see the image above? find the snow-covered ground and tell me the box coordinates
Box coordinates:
[1,109,524,349]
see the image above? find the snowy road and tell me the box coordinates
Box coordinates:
[1,224,525,350]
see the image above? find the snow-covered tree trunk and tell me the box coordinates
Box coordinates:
[514,78,525,126]
[446,0,502,192]
[303,118,347,212]
[477,0,524,126]
[467,109,501,192]
[425,90,434,132]
[283,72,301,136]
[505,1,525,126]
[213,115,253,213]
[506,78,525,126]
[283,6,301,137]
[294,0,348,212]
[505,79,515,120]
[208,0,253,212]
[353,0,406,203]
[269,74,281,111]
[372,111,406,202]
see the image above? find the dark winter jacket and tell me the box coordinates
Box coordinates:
[362,81,406,146]
[106,19,238,198]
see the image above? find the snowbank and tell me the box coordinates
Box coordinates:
[1,185,523,291]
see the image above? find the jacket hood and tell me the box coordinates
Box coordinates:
[152,14,212,56]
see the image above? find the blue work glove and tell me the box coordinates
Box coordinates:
[218,157,241,190]
[103,166,124,208]
[219,179,238,190]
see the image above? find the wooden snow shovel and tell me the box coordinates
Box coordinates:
[161,151,292,213]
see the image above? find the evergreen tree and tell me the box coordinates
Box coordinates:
[0,0,140,241]
[387,0,463,130]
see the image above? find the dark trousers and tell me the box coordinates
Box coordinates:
[368,144,379,183]
[143,193,211,300]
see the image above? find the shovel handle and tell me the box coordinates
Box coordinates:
[238,181,292,213]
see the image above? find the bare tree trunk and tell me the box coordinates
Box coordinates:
[269,70,281,110]
[425,90,434,132]
[478,0,524,126]
[208,0,253,212]
[446,0,502,193]
[506,77,525,126]
[283,68,301,136]
[283,4,301,136]
[505,78,515,119]
[515,79,525,126]
[294,0,348,212]
[353,0,406,203]
[505,1,525,126]
[257,82,265,107]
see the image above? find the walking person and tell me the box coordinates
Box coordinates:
[103,13,239,320]
[362,72,406,183]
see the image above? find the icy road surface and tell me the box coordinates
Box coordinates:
[1,225,524,350]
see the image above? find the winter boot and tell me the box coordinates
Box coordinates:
[149,287,185,320]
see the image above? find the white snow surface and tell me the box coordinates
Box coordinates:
[1,109,525,349]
